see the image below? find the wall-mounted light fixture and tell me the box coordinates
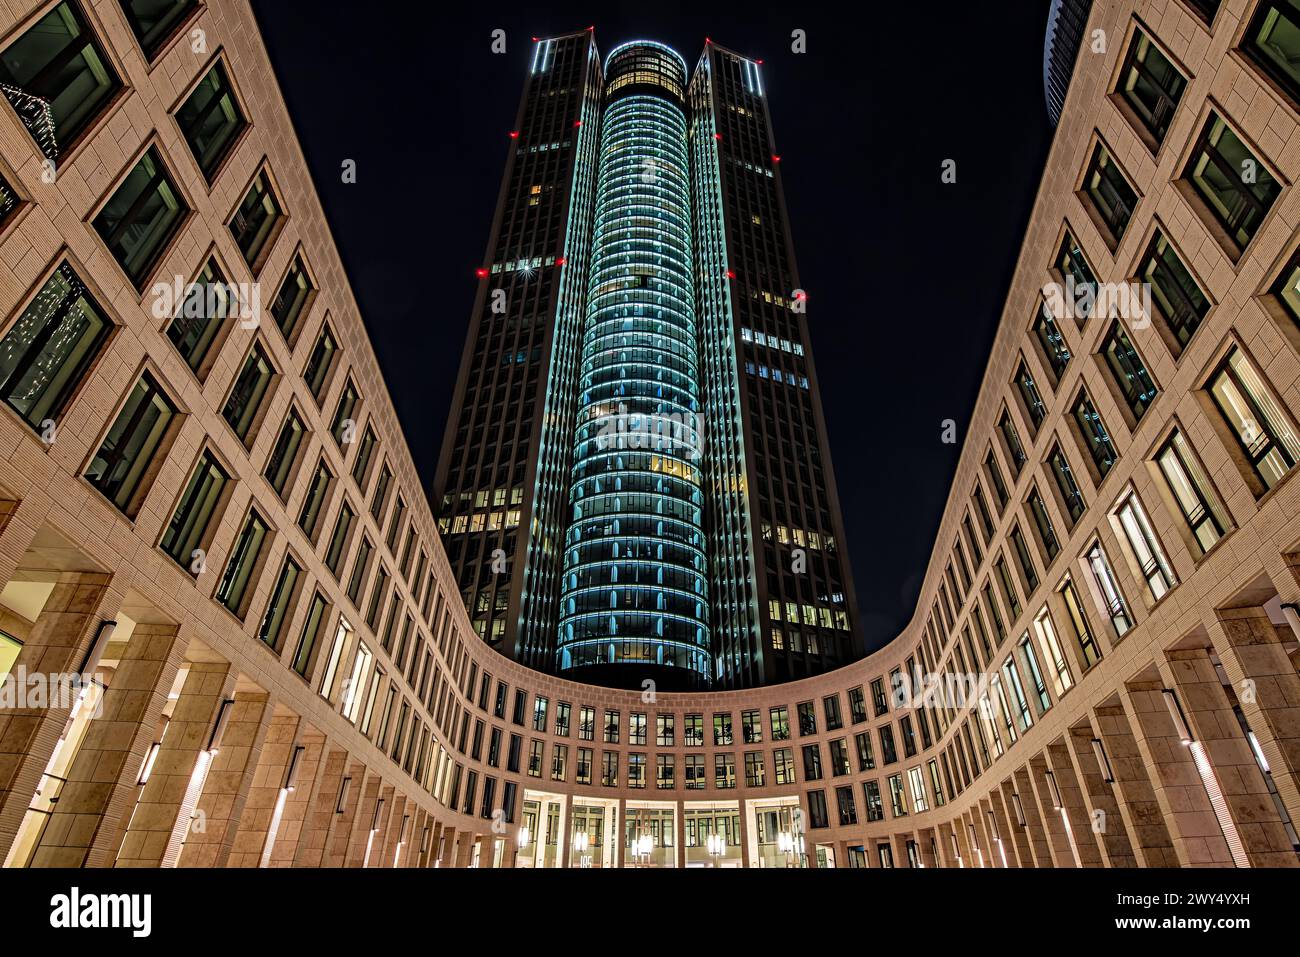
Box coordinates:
[1010,791,1026,827]
[1091,737,1115,783]
[137,741,161,786]
[1044,769,1063,810]
[1162,688,1194,745]
[283,744,305,791]
[1280,602,1299,641]
[206,699,234,754]
[77,620,117,676]
[336,775,351,814]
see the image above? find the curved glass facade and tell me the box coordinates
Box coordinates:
[557,43,712,685]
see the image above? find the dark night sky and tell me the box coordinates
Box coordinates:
[249,0,1055,652]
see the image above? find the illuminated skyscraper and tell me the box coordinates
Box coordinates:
[435,32,863,689]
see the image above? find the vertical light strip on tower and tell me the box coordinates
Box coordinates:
[557,41,712,687]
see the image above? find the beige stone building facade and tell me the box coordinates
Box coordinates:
[0,0,1298,869]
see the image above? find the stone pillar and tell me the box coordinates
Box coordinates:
[1029,754,1076,866]
[0,572,114,859]
[272,733,326,867]
[1066,724,1137,867]
[113,661,232,867]
[1012,765,1054,866]
[325,758,366,867]
[197,699,281,868]
[1093,697,1178,866]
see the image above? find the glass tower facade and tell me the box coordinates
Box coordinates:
[557,42,711,686]
[436,32,864,690]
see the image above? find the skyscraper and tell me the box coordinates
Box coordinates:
[435,31,863,689]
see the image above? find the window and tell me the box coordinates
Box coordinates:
[1015,362,1047,430]
[575,748,592,786]
[629,711,646,745]
[0,2,122,159]
[161,450,227,569]
[291,592,327,677]
[119,0,197,59]
[1102,323,1158,421]
[741,709,762,743]
[1033,304,1072,380]
[996,554,1022,619]
[863,780,884,822]
[1184,114,1280,252]
[1115,29,1185,144]
[532,696,548,732]
[807,790,829,829]
[1010,524,1039,592]
[304,325,337,401]
[1156,430,1227,554]
[1060,578,1102,669]
[684,754,704,789]
[342,642,372,724]
[797,701,817,736]
[1048,444,1086,524]
[855,731,875,771]
[85,371,176,515]
[351,425,377,486]
[712,712,732,745]
[257,556,299,650]
[94,147,188,288]
[272,255,314,340]
[1018,634,1051,714]
[1085,542,1133,637]
[1116,492,1176,600]
[166,259,236,374]
[887,774,908,817]
[298,460,332,539]
[555,702,570,737]
[714,753,736,789]
[773,748,795,785]
[579,706,595,741]
[769,706,790,740]
[822,695,842,731]
[215,509,268,615]
[836,785,858,826]
[345,536,372,605]
[1073,389,1118,477]
[1032,609,1074,697]
[604,709,620,744]
[628,753,645,789]
[332,379,359,445]
[1027,488,1060,561]
[907,766,929,814]
[1208,347,1300,492]
[848,687,867,724]
[999,411,1027,474]
[679,712,703,747]
[1139,231,1208,353]
[1243,1,1300,106]
[552,745,568,781]
[744,751,765,787]
[1182,0,1222,24]
[265,409,306,497]
[601,751,618,787]
[324,501,355,576]
[176,61,246,180]
[879,726,898,765]
[870,678,888,716]
[1055,229,1098,318]
[656,754,674,789]
[656,713,674,746]
[221,343,274,442]
[230,169,285,270]
[0,262,110,431]
[986,449,1010,508]
[829,738,851,776]
[1081,143,1138,245]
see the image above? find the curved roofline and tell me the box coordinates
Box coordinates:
[603,39,688,74]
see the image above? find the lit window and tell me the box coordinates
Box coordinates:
[1156,429,1228,554]
[1207,347,1300,492]
[1115,492,1176,600]
[1184,114,1280,252]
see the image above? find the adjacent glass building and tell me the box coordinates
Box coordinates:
[434,31,863,690]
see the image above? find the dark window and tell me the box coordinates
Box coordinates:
[0,1,122,158]
[175,60,246,180]
[0,262,109,429]
[221,343,274,442]
[161,450,227,569]
[86,371,176,515]
[1010,524,1039,592]
[304,325,337,400]
[331,379,358,445]
[292,591,327,677]
[258,556,300,650]
[1033,303,1072,380]
[345,536,372,604]
[351,425,377,486]
[1139,231,1209,353]
[264,408,306,497]
[806,790,829,829]
[166,258,236,373]
[1014,361,1047,429]
[1102,322,1158,421]
[324,501,355,575]
[1081,143,1137,245]
[271,255,314,340]
[119,0,197,59]
[0,172,21,229]
[1027,488,1060,561]
[1243,1,1300,106]
[1048,444,1086,524]
[215,509,268,615]
[1116,29,1185,144]
[998,412,1027,473]
[230,169,284,270]
[93,147,188,288]
[1181,0,1222,23]
[1184,114,1280,252]
[1056,230,1097,315]
[298,460,332,538]
[1072,390,1118,477]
